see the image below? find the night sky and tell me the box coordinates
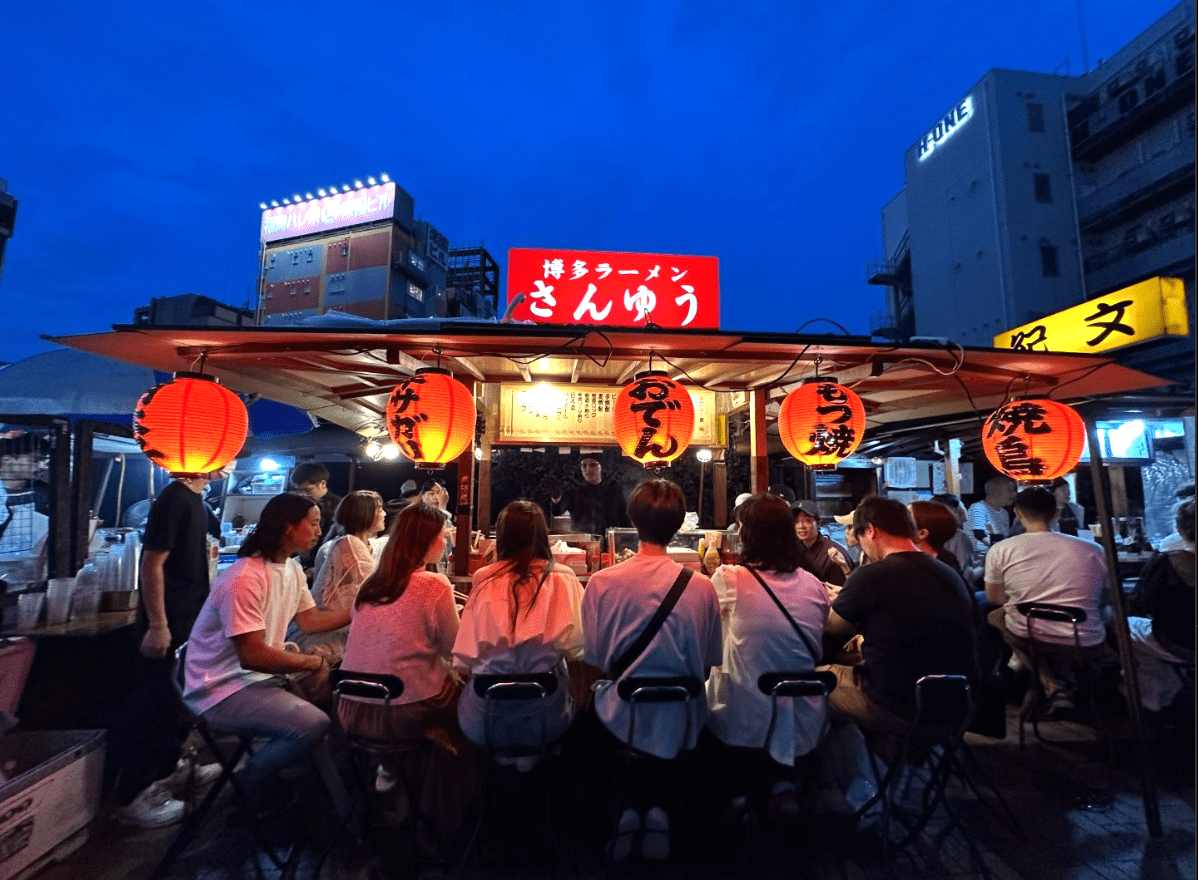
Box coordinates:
[0,0,1179,365]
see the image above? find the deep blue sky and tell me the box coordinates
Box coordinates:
[0,0,1180,364]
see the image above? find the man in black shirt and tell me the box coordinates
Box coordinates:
[820,495,978,732]
[792,499,853,586]
[291,462,341,577]
[549,458,628,536]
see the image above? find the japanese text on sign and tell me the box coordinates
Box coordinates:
[387,374,431,460]
[497,383,718,446]
[995,276,1189,355]
[806,383,858,459]
[984,401,1052,478]
[506,249,720,329]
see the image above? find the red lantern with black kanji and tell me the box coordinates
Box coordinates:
[982,398,1085,483]
[613,371,695,467]
[386,368,476,467]
[133,373,249,477]
[778,379,867,470]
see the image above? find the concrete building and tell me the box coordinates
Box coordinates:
[870,2,1195,391]
[256,178,498,326]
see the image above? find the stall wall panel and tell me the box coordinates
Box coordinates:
[263,276,320,314]
[264,244,323,282]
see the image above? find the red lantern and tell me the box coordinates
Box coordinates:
[133,373,248,477]
[613,371,695,467]
[386,368,476,466]
[778,379,867,470]
[982,398,1085,483]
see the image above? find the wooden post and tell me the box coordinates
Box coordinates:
[1086,417,1161,838]
[713,450,728,528]
[451,382,480,578]
[749,389,769,493]
[944,436,962,496]
[477,384,499,534]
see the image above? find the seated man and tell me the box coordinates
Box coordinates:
[984,487,1109,712]
[820,495,978,734]
[967,476,1016,556]
[792,500,853,586]
[582,478,721,859]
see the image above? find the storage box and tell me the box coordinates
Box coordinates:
[0,730,105,880]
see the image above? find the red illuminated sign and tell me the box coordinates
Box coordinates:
[260,182,396,243]
[506,248,719,329]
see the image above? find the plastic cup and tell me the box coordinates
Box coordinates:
[16,593,44,631]
[46,578,74,626]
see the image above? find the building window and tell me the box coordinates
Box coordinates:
[408,283,424,303]
[1034,173,1052,203]
[1026,102,1045,132]
[1040,244,1060,277]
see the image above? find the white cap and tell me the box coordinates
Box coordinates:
[734,493,752,508]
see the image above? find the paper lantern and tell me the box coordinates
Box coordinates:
[778,379,867,470]
[386,368,476,466]
[613,371,695,467]
[133,373,248,477]
[982,398,1085,482]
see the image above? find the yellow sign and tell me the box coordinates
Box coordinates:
[497,383,719,447]
[994,276,1189,354]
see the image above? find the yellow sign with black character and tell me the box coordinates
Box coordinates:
[994,277,1189,354]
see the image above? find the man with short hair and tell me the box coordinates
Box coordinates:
[792,499,853,585]
[967,476,1016,555]
[984,486,1109,711]
[291,462,341,575]
[582,479,721,859]
[820,495,978,733]
[550,457,628,536]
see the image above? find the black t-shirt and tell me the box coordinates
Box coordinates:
[554,480,628,536]
[139,480,210,646]
[832,551,979,718]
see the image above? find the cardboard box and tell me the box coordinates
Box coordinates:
[0,730,105,880]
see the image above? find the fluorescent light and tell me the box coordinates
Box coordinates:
[259,458,280,472]
[381,444,401,460]
[696,448,713,463]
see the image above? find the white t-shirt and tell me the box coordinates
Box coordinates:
[706,564,829,765]
[583,553,721,759]
[985,531,1109,645]
[184,555,315,715]
[967,500,1010,554]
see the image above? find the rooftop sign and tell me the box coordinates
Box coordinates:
[506,248,719,329]
[995,276,1190,354]
[260,182,396,243]
[918,95,974,162]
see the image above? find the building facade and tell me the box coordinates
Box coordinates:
[871,2,1195,391]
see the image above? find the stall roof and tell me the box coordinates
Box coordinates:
[53,321,1172,445]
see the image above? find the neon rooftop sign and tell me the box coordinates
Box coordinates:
[917,95,973,162]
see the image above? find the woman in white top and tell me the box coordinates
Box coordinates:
[707,492,831,767]
[339,502,472,822]
[291,490,385,659]
[453,500,584,750]
[183,493,350,812]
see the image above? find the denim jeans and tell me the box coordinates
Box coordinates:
[202,677,345,812]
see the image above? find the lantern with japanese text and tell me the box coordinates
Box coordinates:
[778,379,867,470]
[982,398,1085,483]
[386,368,476,467]
[613,371,695,467]
[132,373,249,477]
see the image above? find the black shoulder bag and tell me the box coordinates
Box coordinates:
[609,567,694,680]
[743,566,822,664]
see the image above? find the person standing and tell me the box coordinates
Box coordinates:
[549,458,629,536]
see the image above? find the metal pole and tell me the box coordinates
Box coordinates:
[1086,416,1162,838]
[698,461,706,526]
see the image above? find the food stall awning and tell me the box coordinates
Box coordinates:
[51,321,1172,441]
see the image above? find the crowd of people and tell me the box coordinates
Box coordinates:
[115,464,1194,865]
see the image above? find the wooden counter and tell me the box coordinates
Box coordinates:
[5,610,138,639]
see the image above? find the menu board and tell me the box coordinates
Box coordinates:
[497,383,720,446]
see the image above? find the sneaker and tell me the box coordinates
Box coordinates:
[375,766,397,793]
[116,782,186,828]
[1007,654,1027,673]
[610,808,639,862]
[642,806,670,860]
[1045,691,1075,717]
[162,757,222,794]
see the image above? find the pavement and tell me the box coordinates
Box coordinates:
[26,703,1196,880]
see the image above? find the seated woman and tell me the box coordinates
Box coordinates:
[290,490,385,660]
[338,502,472,822]
[183,493,350,813]
[453,500,585,755]
[706,493,830,809]
[910,500,967,575]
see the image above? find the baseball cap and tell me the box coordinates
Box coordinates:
[734,492,752,509]
[791,499,819,520]
[768,484,796,504]
[833,512,855,525]
[399,479,419,497]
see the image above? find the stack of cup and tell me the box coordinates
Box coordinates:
[16,592,44,631]
[45,577,74,626]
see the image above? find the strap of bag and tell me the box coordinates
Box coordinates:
[610,567,693,681]
[743,565,822,663]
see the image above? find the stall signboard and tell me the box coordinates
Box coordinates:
[260,182,397,243]
[506,249,720,329]
[497,383,720,447]
[994,276,1189,354]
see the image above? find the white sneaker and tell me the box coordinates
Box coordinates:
[162,757,222,793]
[375,766,397,793]
[116,782,186,828]
[610,808,639,862]
[642,806,670,860]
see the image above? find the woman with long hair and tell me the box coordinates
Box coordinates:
[705,492,831,810]
[339,502,471,819]
[452,500,584,752]
[182,492,351,813]
[291,490,386,658]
